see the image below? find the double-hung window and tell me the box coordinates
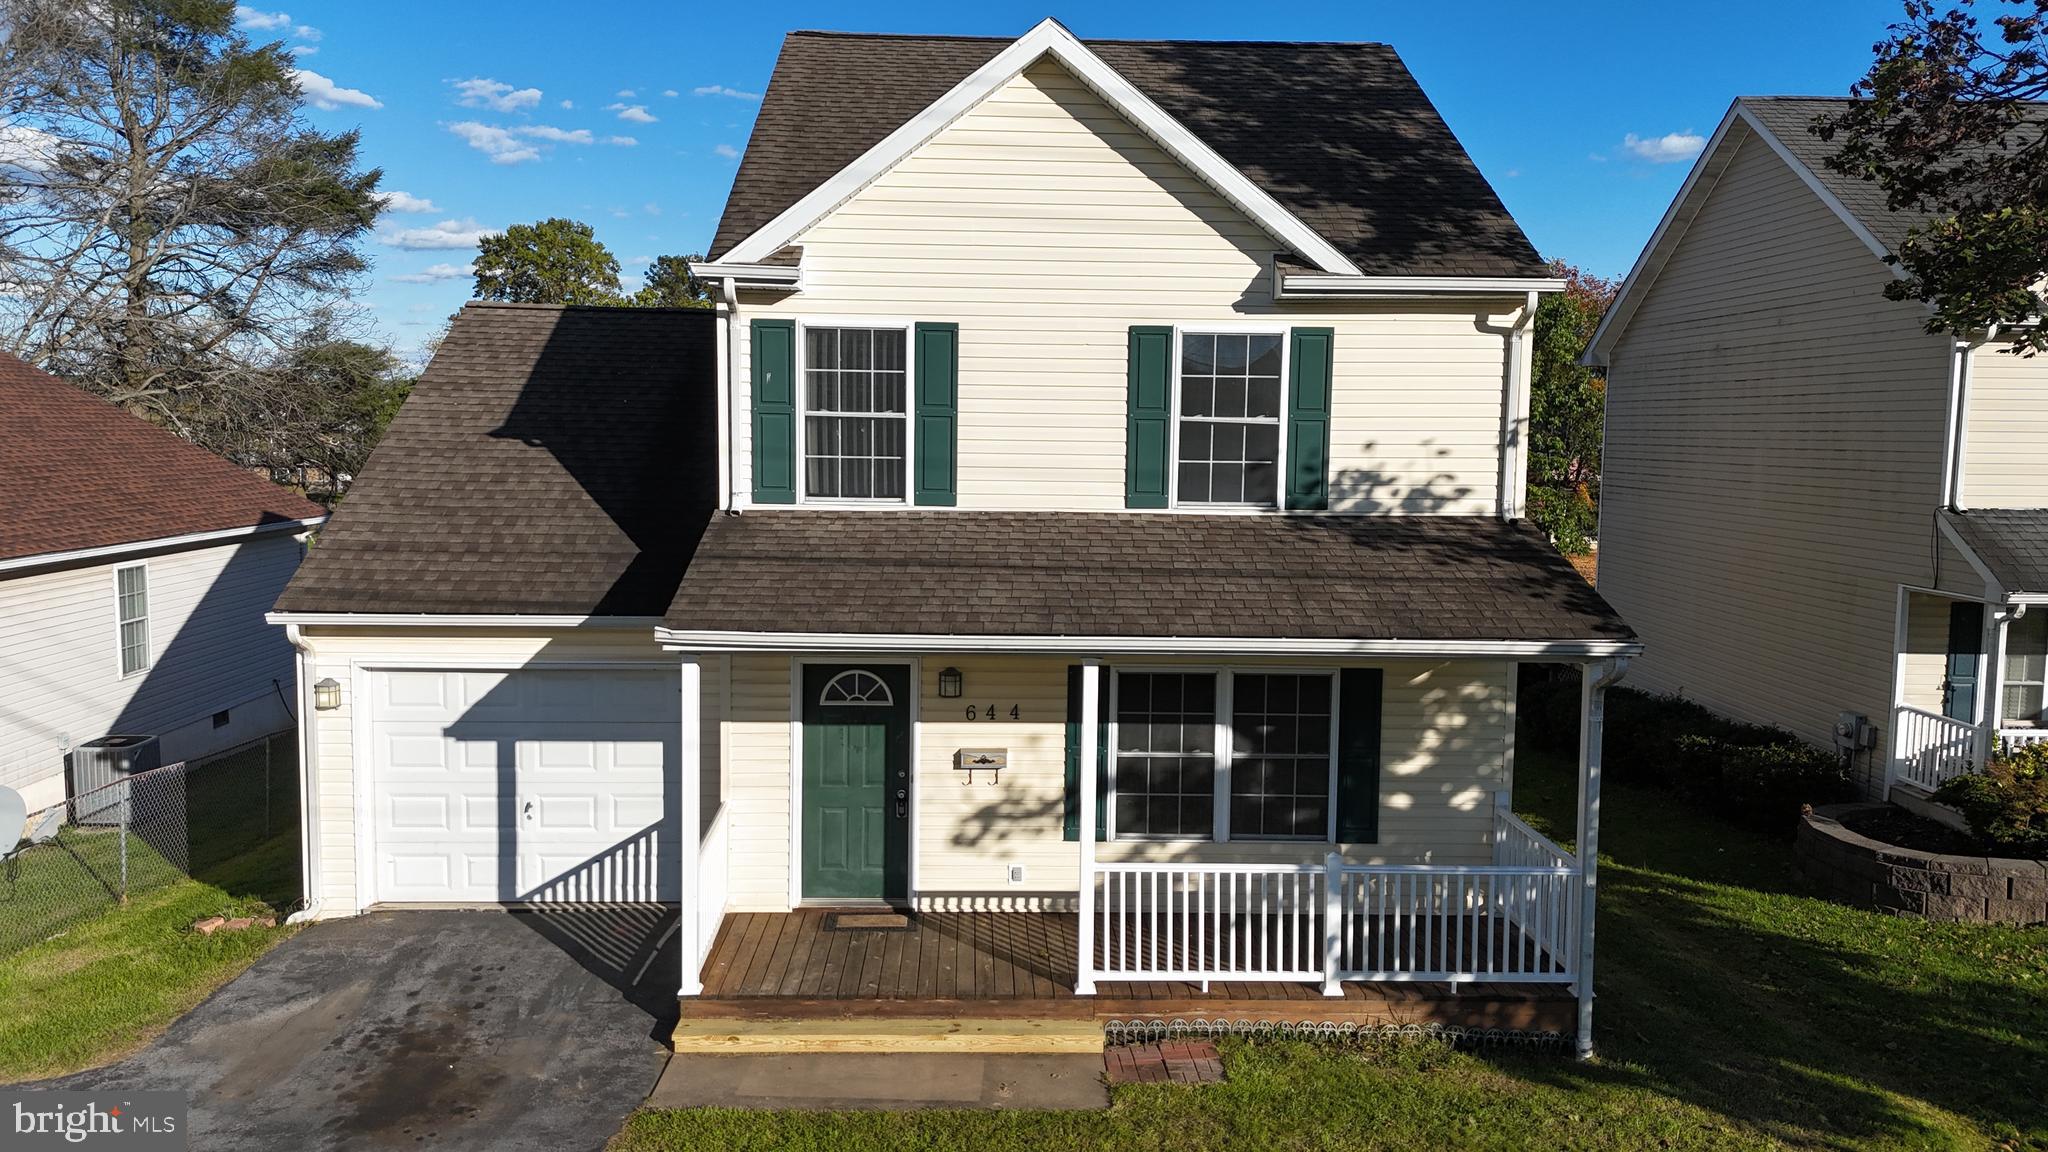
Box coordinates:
[802,325,909,501]
[1176,331,1283,507]
[1110,668,1336,841]
[2004,610,2048,727]
[115,563,149,676]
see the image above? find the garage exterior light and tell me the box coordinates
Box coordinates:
[313,677,342,711]
[938,667,964,698]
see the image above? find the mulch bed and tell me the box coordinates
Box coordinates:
[1836,805,1985,856]
[1104,1041,1226,1085]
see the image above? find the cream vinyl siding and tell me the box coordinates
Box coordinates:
[722,653,1513,912]
[1962,346,2048,509]
[0,532,304,809]
[1599,125,1956,795]
[1901,591,1958,714]
[735,58,1518,515]
[296,628,719,915]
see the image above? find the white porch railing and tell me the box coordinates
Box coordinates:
[1893,704,1980,791]
[1493,794,1578,872]
[695,804,729,975]
[1084,854,1580,992]
[2000,728,2048,754]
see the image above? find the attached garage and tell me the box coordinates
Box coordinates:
[361,666,679,906]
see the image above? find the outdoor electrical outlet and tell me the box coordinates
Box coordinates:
[1008,865,1026,885]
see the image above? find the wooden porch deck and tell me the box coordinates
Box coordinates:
[692,910,1574,1032]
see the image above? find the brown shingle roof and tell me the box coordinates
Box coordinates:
[0,354,325,565]
[1944,508,2048,596]
[662,511,1633,643]
[710,31,1546,279]
[273,303,719,616]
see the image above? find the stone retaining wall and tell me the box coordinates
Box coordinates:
[1796,803,2048,925]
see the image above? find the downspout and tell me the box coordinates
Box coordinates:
[713,288,732,513]
[282,624,322,925]
[721,277,747,510]
[1943,325,1996,511]
[1500,291,1539,520]
[1574,655,1630,1060]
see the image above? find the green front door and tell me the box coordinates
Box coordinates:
[801,664,911,902]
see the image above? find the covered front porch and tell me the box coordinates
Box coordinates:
[1889,584,2048,796]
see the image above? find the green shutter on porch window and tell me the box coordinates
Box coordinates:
[1125,326,1172,508]
[1063,665,1109,841]
[1286,327,1334,510]
[913,322,959,506]
[750,319,797,504]
[1335,668,1383,842]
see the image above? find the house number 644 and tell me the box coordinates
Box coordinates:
[965,704,1020,721]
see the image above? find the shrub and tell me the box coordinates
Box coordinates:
[1934,742,2048,859]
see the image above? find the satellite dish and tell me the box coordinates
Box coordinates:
[0,786,27,862]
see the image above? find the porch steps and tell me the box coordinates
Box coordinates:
[670,1014,1105,1055]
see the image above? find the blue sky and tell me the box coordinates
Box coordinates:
[250,1,1906,357]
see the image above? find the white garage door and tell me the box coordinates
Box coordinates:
[367,667,678,904]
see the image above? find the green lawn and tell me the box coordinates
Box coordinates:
[614,749,2048,1151]
[0,828,301,1082]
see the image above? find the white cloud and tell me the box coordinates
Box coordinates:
[626,254,653,266]
[1622,131,1706,164]
[559,99,574,110]
[447,121,540,164]
[606,103,657,124]
[713,143,739,159]
[381,218,498,250]
[377,190,439,213]
[0,122,60,173]
[616,88,637,98]
[293,69,381,111]
[234,7,291,31]
[387,262,474,284]
[287,43,316,56]
[661,88,679,98]
[294,24,321,41]
[604,135,637,147]
[693,84,761,101]
[642,201,660,216]
[453,77,542,113]
[516,124,593,144]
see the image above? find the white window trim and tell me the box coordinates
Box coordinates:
[114,561,150,678]
[1166,324,1291,511]
[2002,611,2048,727]
[1105,664,1341,845]
[791,316,918,507]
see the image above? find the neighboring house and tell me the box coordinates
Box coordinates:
[0,354,327,812]
[1586,96,2048,806]
[270,21,1637,1054]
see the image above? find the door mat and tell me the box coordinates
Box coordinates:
[826,912,914,930]
[1103,1040,1225,1085]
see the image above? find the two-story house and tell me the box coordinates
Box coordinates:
[1587,97,2048,808]
[270,21,1636,1055]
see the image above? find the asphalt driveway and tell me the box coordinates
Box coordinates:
[49,907,678,1151]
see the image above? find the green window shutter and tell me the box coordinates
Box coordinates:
[1335,668,1383,842]
[913,322,959,506]
[750,319,797,504]
[1286,327,1334,510]
[1125,326,1173,508]
[1063,665,1109,841]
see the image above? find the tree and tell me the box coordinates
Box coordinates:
[473,218,622,304]
[1526,261,1616,555]
[631,253,712,308]
[1817,0,2048,351]
[0,0,385,445]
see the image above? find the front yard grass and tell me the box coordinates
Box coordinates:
[0,828,301,1082]
[613,749,2048,1151]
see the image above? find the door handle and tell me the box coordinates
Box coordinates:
[522,800,535,823]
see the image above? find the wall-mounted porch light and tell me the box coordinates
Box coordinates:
[938,667,964,698]
[313,677,342,711]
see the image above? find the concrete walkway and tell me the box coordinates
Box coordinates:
[649,1053,1110,1111]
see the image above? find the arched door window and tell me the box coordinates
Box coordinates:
[819,669,893,706]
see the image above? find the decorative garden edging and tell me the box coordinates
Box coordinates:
[1796,803,2047,925]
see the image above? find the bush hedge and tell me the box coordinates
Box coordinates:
[1934,742,2048,859]
[1519,665,1856,830]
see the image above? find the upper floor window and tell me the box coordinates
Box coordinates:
[1176,331,1282,508]
[803,326,908,501]
[115,563,149,676]
[2005,610,2047,727]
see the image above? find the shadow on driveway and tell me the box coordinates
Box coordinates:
[48,907,678,1151]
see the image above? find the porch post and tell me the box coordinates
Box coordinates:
[1984,608,2010,766]
[1076,659,1101,995]
[678,655,703,997]
[1574,656,1628,1060]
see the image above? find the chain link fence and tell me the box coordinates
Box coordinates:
[0,731,298,956]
